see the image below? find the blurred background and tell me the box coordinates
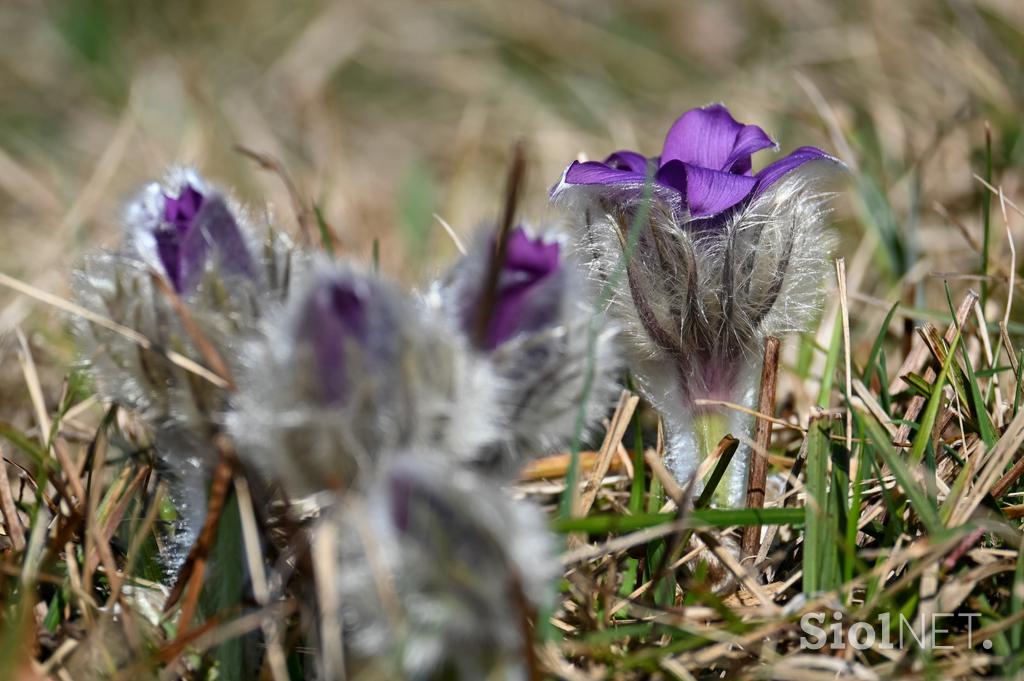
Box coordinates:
[0,0,1022,411]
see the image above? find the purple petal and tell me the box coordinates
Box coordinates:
[164,184,204,234]
[657,160,757,218]
[723,125,777,175]
[754,146,839,194]
[154,228,184,291]
[384,463,484,561]
[156,184,207,290]
[301,280,368,405]
[604,150,650,174]
[482,228,562,350]
[178,197,255,292]
[563,160,647,186]
[661,105,775,173]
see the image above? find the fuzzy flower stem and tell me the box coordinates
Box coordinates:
[693,409,732,506]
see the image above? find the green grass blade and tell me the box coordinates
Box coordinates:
[863,301,899,387]
[908,326,963,464]
[861,412,943,534]
[803,414,831,595]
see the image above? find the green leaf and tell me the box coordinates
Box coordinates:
[863,301,899,388]
[803,415,834,595]
[817,310,844,409]
[552,512,675,534]
[551,508,804,534]
[397,158,435,266]
[689,507,804,528]
[313,203,335,258]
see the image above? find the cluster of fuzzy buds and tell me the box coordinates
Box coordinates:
[552,104,841,506]
[432,224,621,475]
[73,168,300,569]
[71,101,839,677]
[74,170,589,677]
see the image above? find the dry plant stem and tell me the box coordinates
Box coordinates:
[853,378,897,437]
[105,485,165,609]
[973,300,1003,427]
[643,448,685,507]
[0,270,229,388]
[992,445,1024,499]
[17,328,90,523]
[741,335,780,561]
[576,390,638,517]
[165,443,238,628]
[85,464,147,586]
[149,270,236,390]
[0,447,25,551]
[509,575,542,681]
[837,258,854,456]
[433,213,467,255]
[951,405,1024,526]
[519,450,625,481]
[473,140,526,347]
[693,398,804,432]
[234,475,289,681]
[235,145,316,245]
[312,521,345,681]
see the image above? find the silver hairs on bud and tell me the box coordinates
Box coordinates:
[229,259,503,500]
[71,167,301,571]
[557,160,840,505]
[432,224,622,477]
[329,453,557,680]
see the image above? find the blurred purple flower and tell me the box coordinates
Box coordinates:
[230,262,504,499]
[299,278,370,405]
[332,454,557,678]
[557,103,833,220]
[154,183,254,292]
[470,227,562,351]
[435,224,622,473]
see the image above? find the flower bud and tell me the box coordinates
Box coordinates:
[331,454,556,679]
[72,167,301,572]
[230,260,502,499]
[434,225,621,476]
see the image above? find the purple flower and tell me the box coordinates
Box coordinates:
[298,277,372,405]
[551,106,842,507]
[468,227,563,351]
[229,262,506,498]
[435,223,622,473]
[330,455,557,678]
[154,183,254,292]
[557,103,834,220]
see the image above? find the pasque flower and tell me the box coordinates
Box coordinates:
[555,103,831,222]
[330,454,556,680]
[433,224,621,475]
[73,167,300,569]
[230,260,502,499]
[552,104,841,507]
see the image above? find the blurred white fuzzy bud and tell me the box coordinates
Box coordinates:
[432,224,622,476]
[229,259,503,500]
[71,167,301,571]
[329,453,557,680]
